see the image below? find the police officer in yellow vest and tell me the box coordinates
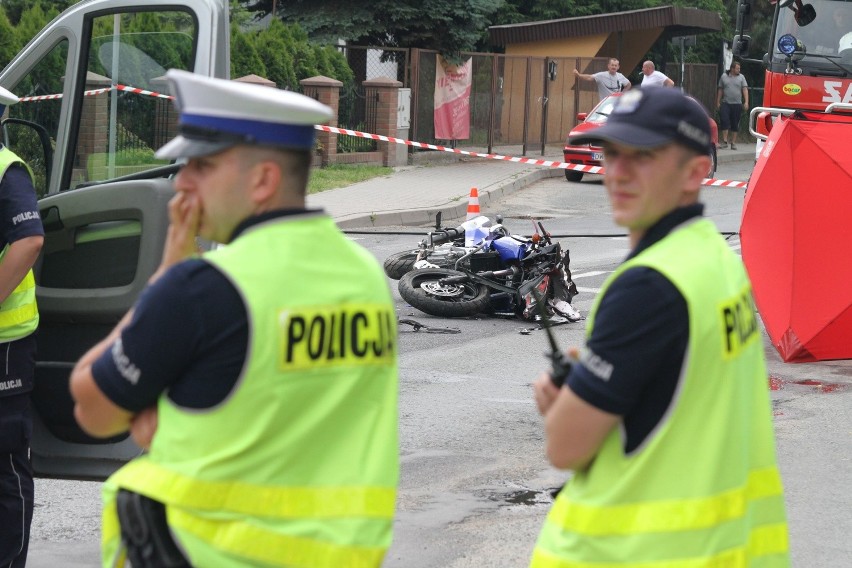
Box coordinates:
[70,70,399,567]
[531,88,790,567]
[0,85,44,568]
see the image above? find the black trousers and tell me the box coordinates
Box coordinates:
[0,394,34,568]
[0,336,36,568]
[719,102,744,132]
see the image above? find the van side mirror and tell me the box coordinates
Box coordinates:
[795,4,816,26]
[779,0,817,26]
[2,118,53,198]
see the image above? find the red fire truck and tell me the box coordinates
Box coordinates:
[735,0,852,363]
[734,0,852,142]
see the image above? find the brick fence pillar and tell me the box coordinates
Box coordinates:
[301,76,342,167]
[363,77,403,167]
[151,75,178,151]
[77,72,111,177]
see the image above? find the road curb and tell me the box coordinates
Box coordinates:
[334,166,564,229]
[332,147,754,229]
[717,149,755,165]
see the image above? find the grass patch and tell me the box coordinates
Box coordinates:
[308,164,393,194]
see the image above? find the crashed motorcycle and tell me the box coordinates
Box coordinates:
[397,221,580,321]
[383,212,487,280]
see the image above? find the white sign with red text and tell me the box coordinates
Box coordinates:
[434,55,472,140]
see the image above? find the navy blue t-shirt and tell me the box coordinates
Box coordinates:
[567,205,703,454]
[0,164,44,245]
[0,162,44,398]
[91,257,247,411]
[91,209,316,411]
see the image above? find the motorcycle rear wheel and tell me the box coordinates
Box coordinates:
[398,268,491,318]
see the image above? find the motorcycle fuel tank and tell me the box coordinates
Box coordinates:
[490,237,527,262]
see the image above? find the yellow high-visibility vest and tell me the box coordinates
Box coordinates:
[0,147,38,341]
[103,214,399,567]
[532,218,789,567]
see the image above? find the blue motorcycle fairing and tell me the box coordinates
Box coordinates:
[489,236,528,262]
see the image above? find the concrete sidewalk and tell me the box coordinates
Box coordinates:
[308,143,757,229]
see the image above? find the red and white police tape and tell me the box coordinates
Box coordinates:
[114,84,174,100]
[18,84,175,103]
[19,86,112,102]
[17,84,747,189]
[315,125,748,189]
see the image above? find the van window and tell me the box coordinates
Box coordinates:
[5,40,69,198]
[70,9,196,189]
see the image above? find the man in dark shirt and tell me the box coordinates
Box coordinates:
[529,88,789,566]
[0,86,45,568]
[69,70,399,567]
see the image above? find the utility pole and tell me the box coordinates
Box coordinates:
[677,36,697,91]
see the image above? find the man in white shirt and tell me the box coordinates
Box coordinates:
[640,61,674,88]
[573,58,632,101]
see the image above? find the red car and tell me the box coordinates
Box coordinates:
[562,93,718,182]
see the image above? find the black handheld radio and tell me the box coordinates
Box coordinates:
[532,290,574,387]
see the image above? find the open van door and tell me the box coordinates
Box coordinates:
[0,0,229,479]
[32,181,173,478]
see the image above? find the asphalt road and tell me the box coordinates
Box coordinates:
[27,159,852,567]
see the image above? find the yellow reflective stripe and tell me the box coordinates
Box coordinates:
[101,489,128,568]
[12,270,35,293]
[0,270,36,327]
[749,523,789,557]
[0,302,37,327]
[531,546,746,568]
[101,497,119,548]
[550,468,783,536]
[110,458,395,519]
[531,524,788,568]
[169,508,387,568]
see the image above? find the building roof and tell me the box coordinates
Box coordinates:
[488,6,722,46]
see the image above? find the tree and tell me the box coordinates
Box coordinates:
[492,0,605,24]
[247,0,503,55]
[0,10,18,67]
[232,19,353,89]
[1,0,70,26]
[231,26,267,79]
[230,1,352,88]
[6,2,65,92]
[13,1,63,55]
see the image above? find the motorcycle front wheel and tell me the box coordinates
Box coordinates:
[398,268,491,318]
[383,249,421,280]
[383,249,470,280]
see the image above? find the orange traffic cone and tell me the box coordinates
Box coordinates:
[466,187,480,220]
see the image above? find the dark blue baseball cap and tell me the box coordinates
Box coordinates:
[569,88,712,155]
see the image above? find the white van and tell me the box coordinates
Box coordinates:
[0,0,230,479]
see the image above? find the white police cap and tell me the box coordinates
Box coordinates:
[0,85,20,108]
[155,69,333,160]
[840,31,852,57]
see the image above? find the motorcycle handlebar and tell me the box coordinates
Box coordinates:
[429,226,463,245]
